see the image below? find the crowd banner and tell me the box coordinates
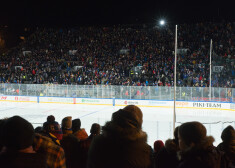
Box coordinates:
[213,66,224,73]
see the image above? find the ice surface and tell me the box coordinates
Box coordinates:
[0,101,235,147]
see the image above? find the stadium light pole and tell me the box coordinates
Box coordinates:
[173,25,177,131]
[209,39,213,101]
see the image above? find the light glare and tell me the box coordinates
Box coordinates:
[160,20,165,25]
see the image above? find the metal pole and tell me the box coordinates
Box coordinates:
[209,39,213,101]
[173,25,177,131]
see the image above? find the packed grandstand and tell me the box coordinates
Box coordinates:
[0,22,234,87]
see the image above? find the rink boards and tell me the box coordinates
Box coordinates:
[0,95,234,111]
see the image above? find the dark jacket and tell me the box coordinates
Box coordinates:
[0,151,47,168]
[79,135,96,168]
[60,134,82,168]
[178,137,228,168]
[217,141,235,167]
[88,121,151,168]
[154,139,180,168]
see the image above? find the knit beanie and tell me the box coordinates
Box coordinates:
[2,116,34,150]
[112,105,143,129]
[72,119,81,133]
[221,125,235,143]
[154,140,164,153]
[179,121,207,146]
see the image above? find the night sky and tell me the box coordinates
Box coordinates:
[0,0,234,26]
[0,0,234,49]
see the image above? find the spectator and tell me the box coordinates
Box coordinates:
[177,121,227,168]
[1,23,234,87]
[88,105,152,168]
[154,126,180,168]
[44,115,63,140]
[79,123,101,168]
[33,133,66,168]
[34,126,43,133]
[0,119,6,152]
[217,125,235,167]
[41,115,62,145]
[61,134,82,168]
[62,116,73,136]
[72,118,88,140]
[0,116,47,168]
[153,140,164,154]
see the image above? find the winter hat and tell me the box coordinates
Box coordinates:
[62,116,72,129]
[90,123,101,135]
[154,140,164,153]
[112,105,143,129]
[221,125,235,143]
[72,119,81,133]
[2,116,34,150]
[178,121,207,146]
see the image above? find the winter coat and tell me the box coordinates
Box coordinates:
[217,141,235,167]
[178,137,228,168]
[154,139,180,168]
[88,121,151,168]
[0,151,47,168]
[78,135,96,168]
[74,128,88,141]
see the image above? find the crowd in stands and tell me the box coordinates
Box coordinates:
[0,22,234,87]
[0,105,234,168]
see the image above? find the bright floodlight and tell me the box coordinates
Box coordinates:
[160,20,165,26]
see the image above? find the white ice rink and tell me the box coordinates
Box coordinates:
[0,101,235,147]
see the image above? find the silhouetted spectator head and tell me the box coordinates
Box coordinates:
[47,115,55,122]
[221,125,235,143]
[35,126,43,133]
[72,119,81,133]
[62,116,72,135]
[43,115,56,132]
[2,116,34,150]
[178,121,207,150]
[111,105,143,129]
[154,140,164,153]
[90,123,100,135]
[43,115,63,140]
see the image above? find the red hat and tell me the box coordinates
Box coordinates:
[154,140,164,153]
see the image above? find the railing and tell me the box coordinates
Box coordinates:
[0,83,234,102]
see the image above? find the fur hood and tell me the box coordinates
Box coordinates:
[178,136,217,161]
[102,121,147,142]
[165,139,179,154]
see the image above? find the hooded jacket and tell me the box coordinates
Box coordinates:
[217,140,235,167]
[88,108,151,168]
[178,136,228,168]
